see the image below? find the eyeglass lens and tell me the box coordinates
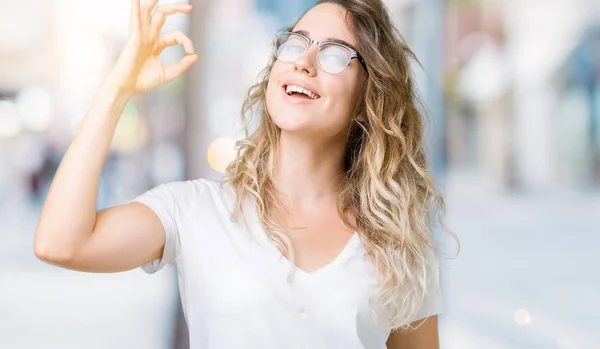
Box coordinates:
[275,33,352,74]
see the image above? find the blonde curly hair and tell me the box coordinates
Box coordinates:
[224,0,457,331]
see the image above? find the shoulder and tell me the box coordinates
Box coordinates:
[160,177,214,198]
[160,177,232,209]
[132,177,233,219]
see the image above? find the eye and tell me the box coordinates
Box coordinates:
[318,45,351,70]
[283,42,305,54]
[276,36,307,61]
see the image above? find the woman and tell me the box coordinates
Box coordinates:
[34,0,453,348]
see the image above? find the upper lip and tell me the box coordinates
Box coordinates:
[281,79,321,98]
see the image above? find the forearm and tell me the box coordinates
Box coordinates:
[33,81,132,260]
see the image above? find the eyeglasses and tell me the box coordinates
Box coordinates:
[273,32,367,74]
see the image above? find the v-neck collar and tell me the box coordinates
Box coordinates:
[275,231,361,279]
[237,193,362,280]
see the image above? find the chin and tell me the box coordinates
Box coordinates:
[266,98,309,133]
[270,111,314,134]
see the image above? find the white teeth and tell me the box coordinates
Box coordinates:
[285,85,318,99]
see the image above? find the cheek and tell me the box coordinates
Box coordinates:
[267,61,286,92]
[323,78,362,119]
[265,80,280,119]
[265,72,281,114]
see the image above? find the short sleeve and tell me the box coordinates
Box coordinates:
[411,250,444,322]
[130,180,199,274]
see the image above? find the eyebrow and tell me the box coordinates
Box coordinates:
[293,30,359,52]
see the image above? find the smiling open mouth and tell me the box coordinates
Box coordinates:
[283,85,320,100]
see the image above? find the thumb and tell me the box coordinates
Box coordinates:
[164,54,198,83]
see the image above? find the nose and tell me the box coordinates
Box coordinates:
[293,44,318,77]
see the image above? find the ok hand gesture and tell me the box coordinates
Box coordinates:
[108,0,197,95]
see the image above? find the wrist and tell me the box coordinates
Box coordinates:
[100,74,136,103]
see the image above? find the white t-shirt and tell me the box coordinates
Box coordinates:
[132,178,443,349]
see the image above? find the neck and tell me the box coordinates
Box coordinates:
[271,130,347,208]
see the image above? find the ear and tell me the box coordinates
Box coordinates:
[356,115,366,123]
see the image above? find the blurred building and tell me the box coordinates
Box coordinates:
[256,0,315,26]
[443,0,600,192]
[554,25,600,188]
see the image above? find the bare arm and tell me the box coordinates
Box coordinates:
[386,316,440,349]
[33,0,197,272]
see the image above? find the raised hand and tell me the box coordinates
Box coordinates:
[108,0,197,95]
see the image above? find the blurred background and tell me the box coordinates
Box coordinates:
[1,0,599,348]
